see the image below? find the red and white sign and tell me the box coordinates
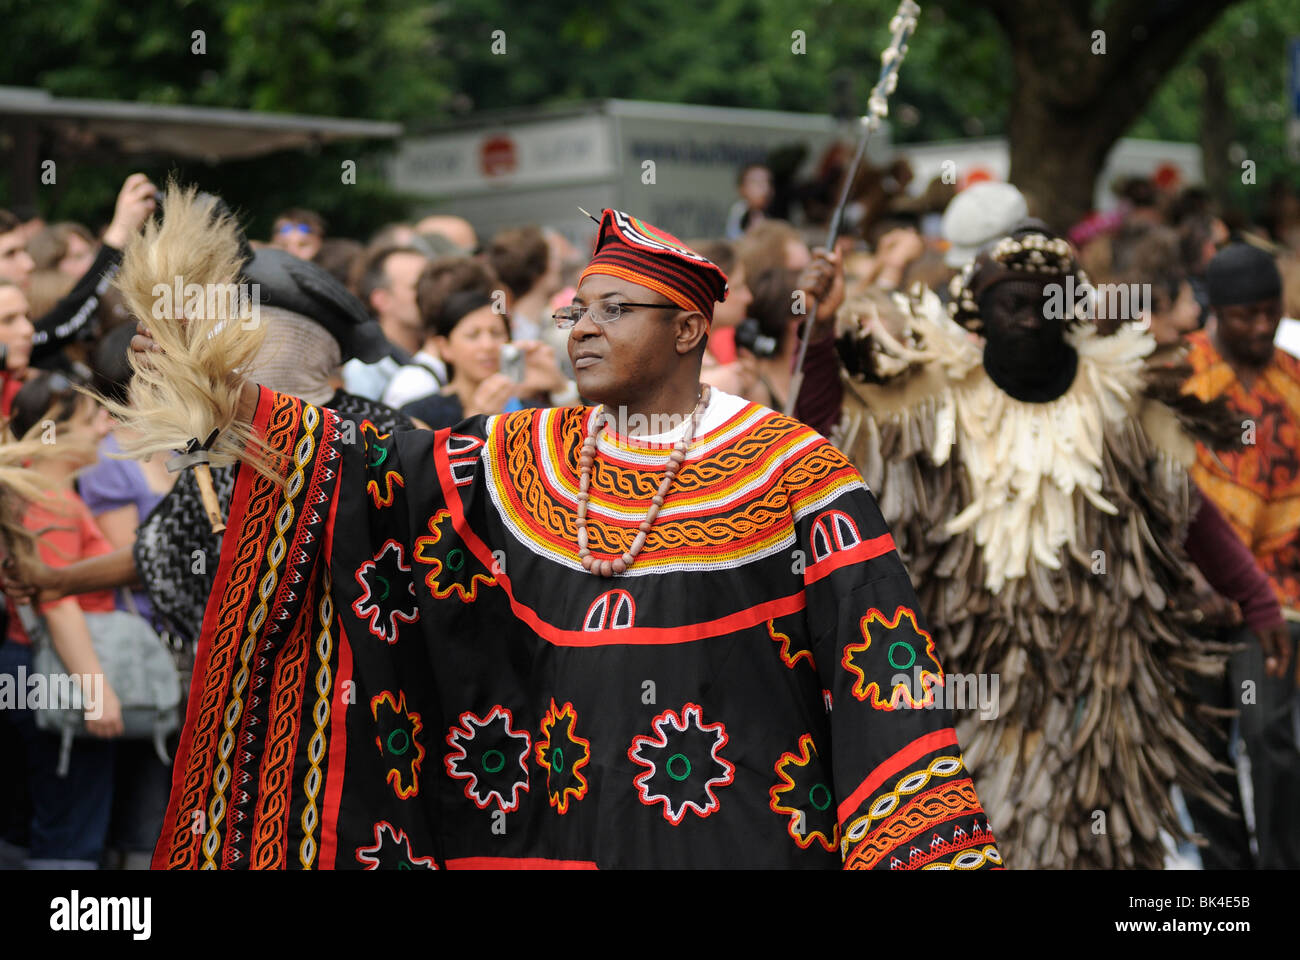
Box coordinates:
[480,135,517,177]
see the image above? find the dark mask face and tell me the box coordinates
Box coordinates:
[979,277,1061,348]
[978,276,1078,403]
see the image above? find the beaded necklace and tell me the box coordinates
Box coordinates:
[576,385,711,577]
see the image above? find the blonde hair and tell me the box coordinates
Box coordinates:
[0,436,67,564]
[93,181,281,482]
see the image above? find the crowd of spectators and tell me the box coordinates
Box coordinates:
[0,154,1297,869]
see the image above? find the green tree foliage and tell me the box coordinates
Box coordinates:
[3,0,442,118]
[1130,0,1300,215]
[430,0,1009,140]
[0,0,442,236]
[0,0,1295,231]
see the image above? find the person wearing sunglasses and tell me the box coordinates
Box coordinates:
[269,208,325,261]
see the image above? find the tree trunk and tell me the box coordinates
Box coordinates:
[1199,51,1233,213]
[1007,81,1113,233]
[960,0,1246,233]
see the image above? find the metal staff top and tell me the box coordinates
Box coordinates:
[785,0,921,417]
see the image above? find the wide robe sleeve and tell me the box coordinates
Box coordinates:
[795,456,1003,870]
[154,386,465,870]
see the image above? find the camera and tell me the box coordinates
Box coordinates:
[500,343,526,383]
[734,316,778,358]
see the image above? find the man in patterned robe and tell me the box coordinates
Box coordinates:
[143,206,1001,870]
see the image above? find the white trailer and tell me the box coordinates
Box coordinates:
[897,136,1204,213]
[389,97,1202,247]
[389,98,890,247]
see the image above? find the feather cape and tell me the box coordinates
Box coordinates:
[833,288,1237,869]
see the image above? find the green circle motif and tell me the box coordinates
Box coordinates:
[666,753,691,781]
[808,783,832,811]
[888,641,916,670]
[446,548,465,572]
[386,729,409,756]
[398,862,412,870]
[552,747,564,773]
[482,749,505,773]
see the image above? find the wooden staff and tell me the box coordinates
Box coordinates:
[167,428,225,533]
[195,466,225,533]
[785,0,922,417]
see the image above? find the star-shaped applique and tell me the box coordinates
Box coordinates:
[629,703,734,825]
[354,821,437,870]
[769,733,839,852]
[536,700,591,814]
[841,606,944,710]
[371,690,426,800]
[413,509,497,603]
[768,618,815,670]
[361,421,405,508]
[351,539,420,644]
[445,706,531,812]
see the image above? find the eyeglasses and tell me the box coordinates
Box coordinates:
[552,300,680,330]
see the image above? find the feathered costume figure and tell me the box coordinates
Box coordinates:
[96,184,412,649]
[832,224,1240,869]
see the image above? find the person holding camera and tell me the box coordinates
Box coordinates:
[400,290,567,430]
[734,252,845,435]
[0,174,156,369]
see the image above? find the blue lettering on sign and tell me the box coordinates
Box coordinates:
[628,139,772,167]
[535,138,594,165]
[410,152,462,176]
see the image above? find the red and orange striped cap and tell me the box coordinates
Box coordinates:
[578,209,729,323]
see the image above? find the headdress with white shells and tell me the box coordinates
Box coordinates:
[947,224,1092,332]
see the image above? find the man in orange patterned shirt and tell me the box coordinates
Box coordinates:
[1182,239,1300,868]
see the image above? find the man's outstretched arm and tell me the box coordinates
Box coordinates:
[796,444,1003,870]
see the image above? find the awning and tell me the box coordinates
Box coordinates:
[0,86,402,163]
